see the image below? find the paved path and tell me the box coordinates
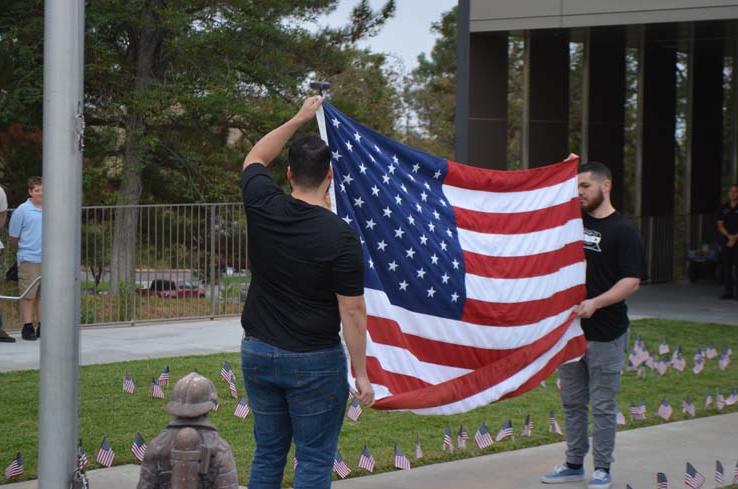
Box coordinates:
[628,281,736,325]
[6,413,738,489]
[0,318,242,372]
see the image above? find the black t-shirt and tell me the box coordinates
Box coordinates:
[716,202,738,245]
[240,164,364,352]
[581,211,645,342]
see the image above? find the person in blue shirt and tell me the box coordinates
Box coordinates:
[8,176,43,341]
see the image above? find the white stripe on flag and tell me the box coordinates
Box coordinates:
[365,340,472,383]
[443,176,577,214]
[458,218,583,258]
[465,261,585,304]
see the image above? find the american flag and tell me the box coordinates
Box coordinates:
[548,411,563,435]
[658,340,670,355]
[4,453,23,479]
[495,419,513,442]
[346,397,363,422]
[656,471,670,489]
[685,462,705,488]
[705,345,718,359]
[693,356,704,374]
[657,399,672,421]
[357,445,375,472]
[151,378,165,399]
[718,352,730,370]
[725,388,737,406]
[616,410,626,425]
[220,361,235,384]
[77,440,88,471]
[123,371,135,394]
[474,422,493,448]
[682,397,696,418]
[333,449,351,479]
[717,390,726,411]
[705,391,713,408]
[672,351,686,372]
[457,424,469,449]
[320,102,586,414]
[96,437,115,468]
[393,445,411,470]
[414,433,423,458]
[234,397,250,418]
[655,360,668,376]
[131,432,146,463]
[630,400,647,420]
[715,460,725,485]
[158,366,170,386]
[521,414,533,437]
[442,425,453,452]
[227,380,238,399]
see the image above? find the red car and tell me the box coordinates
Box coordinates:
[138,279,206,298]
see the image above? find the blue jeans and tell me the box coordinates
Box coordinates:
[241,337,349,489]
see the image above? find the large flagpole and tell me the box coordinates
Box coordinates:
[38,0,84,486]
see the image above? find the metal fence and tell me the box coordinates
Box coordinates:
[1,203,249,327]
[0,207,719,328]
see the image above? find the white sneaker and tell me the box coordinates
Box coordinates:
[587,469,612,489]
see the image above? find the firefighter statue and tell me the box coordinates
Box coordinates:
[137,372,239,489]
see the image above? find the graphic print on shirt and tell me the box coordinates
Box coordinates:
[583,228,602,252]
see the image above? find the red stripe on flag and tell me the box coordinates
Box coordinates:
[453,198,581,235]
[444,156,579,192]
[372,330,584,410]
[462,285,586,326]
[367,315,575,370]
[464,242,584,279]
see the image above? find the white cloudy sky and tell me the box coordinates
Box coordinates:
[316,0,457,74]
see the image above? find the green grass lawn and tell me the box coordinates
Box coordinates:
[1,318,737,486]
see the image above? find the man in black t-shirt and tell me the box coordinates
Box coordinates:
[239,96,374,489]
[716,184,738,299]
[542,162,644,489]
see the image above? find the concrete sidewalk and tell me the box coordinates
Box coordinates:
[6,413,738,489]
[0,318,242,372]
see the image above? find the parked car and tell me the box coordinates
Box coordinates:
[138,279,206,298]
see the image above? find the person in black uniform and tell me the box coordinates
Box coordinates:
[716,184,738,299]
[239,96,374,489]
[542,161,645,489]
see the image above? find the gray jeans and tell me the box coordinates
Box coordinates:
[558,333,626,469]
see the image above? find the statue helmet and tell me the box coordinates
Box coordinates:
[166,372,219,418]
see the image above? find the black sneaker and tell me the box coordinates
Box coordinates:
[36,323,40,338]
[0,329,15,343]
[21,324,37,341]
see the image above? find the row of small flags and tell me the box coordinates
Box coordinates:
[624,461,738,488]
[123,363,240,400]
[620,390,738,424]
[329,444,411,478]
[628,339,732,377]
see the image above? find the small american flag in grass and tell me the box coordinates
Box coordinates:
[656,399,672,421]
[457,424,469,449]
[234,397,250,419]
[716,390,725,411]
[346,397,363,422]
[718,352,730,370]
[77,440,88,471]
[656,471,669,489]
[4,453,23,479]
[616,410,626,425]
[414,433,423,459]
[474,422,493,449]
[393,445,411,470]
[96,437,115,468]
[685,462,705,489]
[442,425,453,452]
[151,378,165,399]
[333,449,351,479]
[227,380,238,399]
[705,390,713,408]
[521,414,533,437]
[131,432,146,463]
[725,388,737,406]
[220,361,235,384]
[357,444,375,472]
[682,397,696,417]
[158,366,170,386]
[715,460,725,485]
[658,340,669,355]
[123,371,135,394]
[495,419,513,442]
[630,400,646,420]
[548,411,563,435]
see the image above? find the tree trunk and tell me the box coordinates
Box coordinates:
[109,1,162,295]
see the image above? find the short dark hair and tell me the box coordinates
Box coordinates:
[578,161,612,181]
[288,135,330,189]
[27,176,42,190]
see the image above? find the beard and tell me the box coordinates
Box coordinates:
[580,189,605,213]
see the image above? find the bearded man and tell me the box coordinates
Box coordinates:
[541,161,645,489]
